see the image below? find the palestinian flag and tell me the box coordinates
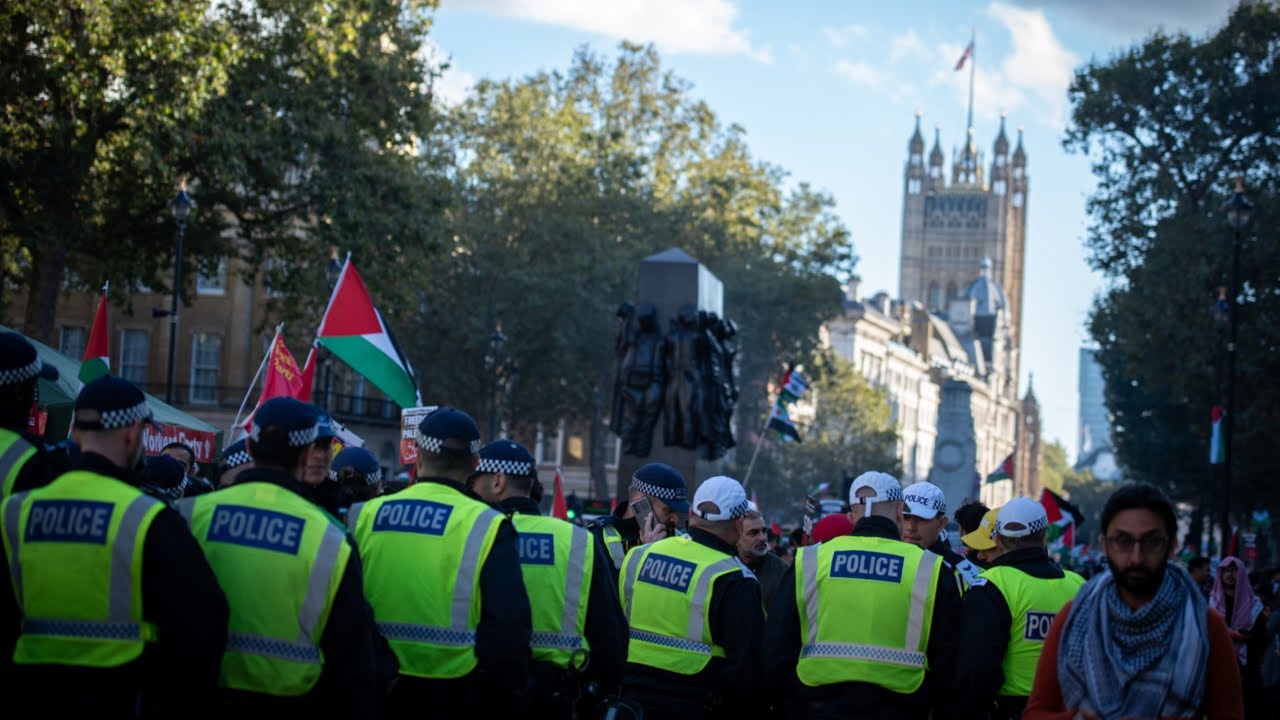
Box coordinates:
[315,257,421,409]
[779,365,810,404]
[1209,405,1224,464]
[79,283,110,383]
[767,400,801,443]
[986,453,1014,484]
[1041,487,1085,549]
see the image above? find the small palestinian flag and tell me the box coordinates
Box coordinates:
[767,400,801,443]
[985,453,1014,484]
[79,283,110,384]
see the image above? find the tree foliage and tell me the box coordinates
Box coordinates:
[1065,0,1280,517]
[1040,440,1109,545]
[415,45,854,466]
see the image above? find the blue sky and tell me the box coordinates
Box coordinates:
[427,0,1236,461]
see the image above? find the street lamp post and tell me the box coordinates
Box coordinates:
[485,325,507,441]
[165,185,195,404]
[1219,177,1252,549]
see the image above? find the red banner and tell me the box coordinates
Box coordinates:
[143,423,219,464]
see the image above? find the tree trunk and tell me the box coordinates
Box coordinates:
[23,220,72,344]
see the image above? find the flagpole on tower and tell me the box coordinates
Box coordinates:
[966,27,976,136]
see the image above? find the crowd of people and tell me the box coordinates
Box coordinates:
[0,331,1272,719]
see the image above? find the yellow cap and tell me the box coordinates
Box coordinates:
[961,507,999,550]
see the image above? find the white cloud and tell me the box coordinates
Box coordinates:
[987,2,1080,126]
[823,23,870,48]
[930,40,1027,124]
[420,39,476,106]
[890,29,927,62]
[455,0,769,62]
[835,59,888,89]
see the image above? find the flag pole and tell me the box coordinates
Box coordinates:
[228,322,283,442]
[966,27,976,136]
[741,405,774,490]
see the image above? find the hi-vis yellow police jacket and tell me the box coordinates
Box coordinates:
[349,482,504,679]
[794,535,942,693]
[3,471,164,667]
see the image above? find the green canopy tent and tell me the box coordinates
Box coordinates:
[2,325,224,466]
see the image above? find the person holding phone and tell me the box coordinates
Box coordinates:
[588,463,690,582]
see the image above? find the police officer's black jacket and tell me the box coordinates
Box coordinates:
[499,495,626,695]
[588,500,641,581]
[8,428,74,494]
[383,476,532,716]
[762,515,961,720]
[951,545,1065,718]
[0,451,229,719]
[213,466,385,718]
[622,526,764,714]
[928,535,967,571]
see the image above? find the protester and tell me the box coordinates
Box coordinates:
[1188,555,1213,598]
[469,439,625,719]
[1023,482,1243,720]
[764,471,960,719]
[618,475,763,720]
[961,506,1003,569]
[589,462,690,581]
[348,407,532,716]
[1213,556,1267,717]
[953,497,1085,719]
[217,438,252,488]
[1,374,228,717]
[0,332,73,495]
[737,509,790,610]
[303,410,344,519]
[808,512,853,544]
[140,453,190,503]
[160,441,214,496]
[178,396,385,717]
[903,481,980,592]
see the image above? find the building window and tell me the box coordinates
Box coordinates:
[59,326,87,361]
[350,374,366,415]
[604,432,620,468]
[927,282,940,310]
[907,178,922,194]
[119,330,149,385]
[196,259,227,295]
[536,422,562,466]
[993,179,1006,195]
[946,282,958,301]
[1012,192,1024,208]
[189,333,223,404]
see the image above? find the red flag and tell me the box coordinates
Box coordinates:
[551,468,568,520]
[79,283,111,383]
[243,333,306,431]
[770,519,784,537]
[297,345,317,402]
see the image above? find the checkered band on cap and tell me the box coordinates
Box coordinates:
[1000,515,1049,535]
[878,485,903,502]
[416,433,482,455]
[248,421,319,448]
[631,476,684,503]
[97,400,152,430]
[0,358,42,386]
[475,457,535,476]
[330,466,383,485]
[720,498,751,520]
[223,449,251,469]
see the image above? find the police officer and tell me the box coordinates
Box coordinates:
[0,375,228,716]
[303,410,344,519]
[469,439,626,719]
[177,396,385,717]
[952,497,1085,719]
[0,332,72,495]
[348,407,532,716]
[902,481,981,591]
[331,446,384,521]
[217,438,252,488]
[763,471,960,718]
[589,462,690,582]
[960,506,1003,569]
[618,474,763,720]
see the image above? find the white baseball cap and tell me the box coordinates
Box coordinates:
[692,475,751,521]
[996,497,1049,537]
[902,482,947,520]
[847,471,903,512]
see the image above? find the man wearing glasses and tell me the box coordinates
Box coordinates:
[1024,483,1244,720]
[952,497,1085,719]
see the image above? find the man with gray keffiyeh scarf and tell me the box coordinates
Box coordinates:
[1024,483,1244,720]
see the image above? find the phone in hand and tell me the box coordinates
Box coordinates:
[631,497,653,529]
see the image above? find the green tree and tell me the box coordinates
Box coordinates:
[420,44,853,493]
[1065,1,1280,520]
[0,0,447,346]
[1040,440,1109,545]
[748,353,900,520]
